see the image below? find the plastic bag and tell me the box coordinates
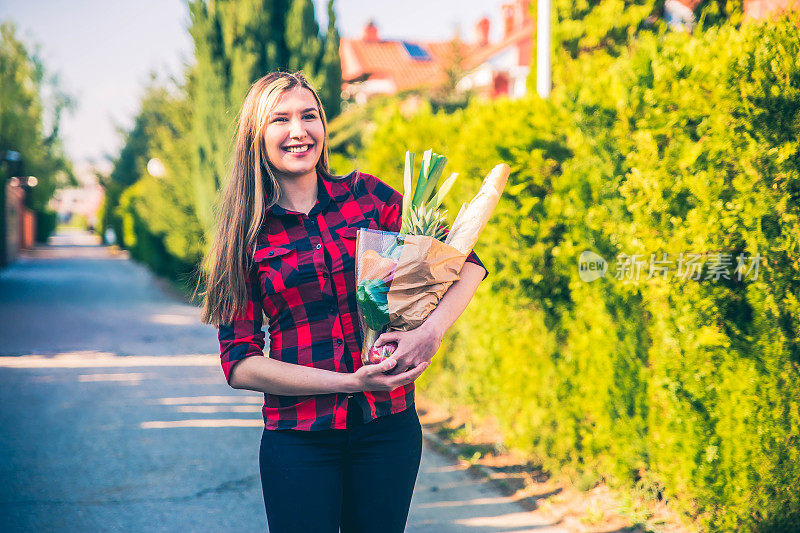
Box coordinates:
[355,228,467,365]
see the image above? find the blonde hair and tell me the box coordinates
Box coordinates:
[199,71,335,326]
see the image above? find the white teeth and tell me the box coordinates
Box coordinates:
[285,145,310,153]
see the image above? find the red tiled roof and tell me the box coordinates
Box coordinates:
[340,38,484,92]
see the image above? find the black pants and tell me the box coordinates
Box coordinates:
[259,401,423,533]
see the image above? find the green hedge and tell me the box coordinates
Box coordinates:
[344,17,800,531]
[35,208,57,243]
[115,175,204,284]
[105,83,205,292]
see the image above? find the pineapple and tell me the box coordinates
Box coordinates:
[403,205,449,240]
[400,150,458,241]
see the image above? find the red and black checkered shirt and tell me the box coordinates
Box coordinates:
[218,170,487,430]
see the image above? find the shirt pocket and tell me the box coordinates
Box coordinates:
[335,219,380,273]
[254,241,323,310]
[253,244,301,296]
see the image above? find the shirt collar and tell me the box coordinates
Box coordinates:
[266,170,353,218]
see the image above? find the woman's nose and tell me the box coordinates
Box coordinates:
[289,118,307,139]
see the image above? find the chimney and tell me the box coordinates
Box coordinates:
[475,16,490,47]
[502,3,515,38]
[363,20,379,42]
[516,0,532,27]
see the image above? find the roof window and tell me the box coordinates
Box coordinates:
[402,41,431,61]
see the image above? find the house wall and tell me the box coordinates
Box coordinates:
[459,46,529,99]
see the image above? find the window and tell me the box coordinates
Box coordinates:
[402,41,431,61]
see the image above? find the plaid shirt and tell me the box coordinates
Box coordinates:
[218,170,487,431]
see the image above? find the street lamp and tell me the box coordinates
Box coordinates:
[8,176,38,189]
[147,157,166,178]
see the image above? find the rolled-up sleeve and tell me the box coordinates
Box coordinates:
[463,249,488,280]
[362,172,488,281]
[218,261,265,386]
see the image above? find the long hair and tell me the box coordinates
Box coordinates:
[199,71,334,326]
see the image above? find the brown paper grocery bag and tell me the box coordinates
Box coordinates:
[387,234,467,331]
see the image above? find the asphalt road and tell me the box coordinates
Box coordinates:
[0,228,562,532]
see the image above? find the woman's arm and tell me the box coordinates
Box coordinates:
[228,351,429,394]
[420,260,485,340]
[374,260,486,374]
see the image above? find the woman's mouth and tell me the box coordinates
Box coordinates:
[283,144,313,154]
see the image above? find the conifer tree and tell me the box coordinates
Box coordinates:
[188,0,341,235]
[188,1,229,235]
[188,0,291,235]
[285,0,323,77]
[317,0,342,118]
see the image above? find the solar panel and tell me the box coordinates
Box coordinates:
[402,41,431,61]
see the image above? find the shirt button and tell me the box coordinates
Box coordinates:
[336,338,343,345]
[310,220,316,225]
[315,243,322,250]
[329,305,336,314]
[268,251,274,256]
[322,272,329,278]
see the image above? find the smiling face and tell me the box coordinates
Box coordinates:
[263,86,325,182]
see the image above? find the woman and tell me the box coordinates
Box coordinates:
[200,71,488,532]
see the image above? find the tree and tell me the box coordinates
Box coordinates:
[102,75,175,247]
[531,0,745,93]
[285,0,322,76]
[317,0,342,118]
[0,22,73,259]
[188,0,292,235]
[103,76,205,281]
[188,0,341,235]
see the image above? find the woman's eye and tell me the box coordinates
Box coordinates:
[304,114,317,120]
[272,117,287,123]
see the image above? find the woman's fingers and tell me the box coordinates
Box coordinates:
[363,356,397,377]
[378,357,397,373]
[391,362,429,386]
[374,331,401,348]
[359,359,429,391]
[381,349,415,375]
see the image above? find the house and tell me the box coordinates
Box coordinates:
[49,162,105,230]
[743,0,800,19]
[457,0,533,99]
[665,0,800,30]
[664,0,702,31]
[339,0,534,103]
[339,21,481,104]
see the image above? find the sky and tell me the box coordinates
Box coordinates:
[0,0,508,171]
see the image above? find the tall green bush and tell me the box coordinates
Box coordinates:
[353,16,800,531]
[106,81,205,285]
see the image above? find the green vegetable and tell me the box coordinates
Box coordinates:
[400,149,458,241]
[356,278,390,329]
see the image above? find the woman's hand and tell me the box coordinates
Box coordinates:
[372,323,443,376]
[352,357,429,392]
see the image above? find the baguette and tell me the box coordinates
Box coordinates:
[445,164,510,255]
